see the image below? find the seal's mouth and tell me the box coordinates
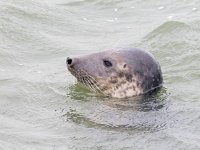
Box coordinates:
[68,67,106,95]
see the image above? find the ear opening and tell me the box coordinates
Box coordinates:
[123,64,127,68]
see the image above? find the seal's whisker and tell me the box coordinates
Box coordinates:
[82,71,104,93]
[87,77,107,96]
[85,78,97,93]
[85,78,95,91]
[80,74,99,94]
[89,78,103,93]
[87,78,102,94]
[70,69,108,96]
[80,76,87,86]
[80,70,104,94]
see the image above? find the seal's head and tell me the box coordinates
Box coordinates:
[67,48,163,98]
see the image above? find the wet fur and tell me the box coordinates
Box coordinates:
[67,48,163,98]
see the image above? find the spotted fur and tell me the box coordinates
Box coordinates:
[67,48,163,98]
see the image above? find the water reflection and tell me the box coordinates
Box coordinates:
[101,87,168,112]
[63,84,171,132]
[67,83,96,101]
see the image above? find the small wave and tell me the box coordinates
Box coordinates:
[61,0,122,8]
[61,87,172,133]
[62,102,177,133]
[143,21,190,41]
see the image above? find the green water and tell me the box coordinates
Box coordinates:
[0,0,200,149]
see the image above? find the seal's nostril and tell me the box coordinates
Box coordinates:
[67,57,73,65]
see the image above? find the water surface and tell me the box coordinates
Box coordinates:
[0,0,200,149]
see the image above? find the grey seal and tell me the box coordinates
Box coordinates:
[66,48,163,98]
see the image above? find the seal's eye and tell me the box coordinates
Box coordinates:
[103,59,112,67]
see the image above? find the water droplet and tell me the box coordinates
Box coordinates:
[107,18,118,22]
[167,15,173,19]
[130,6,135,9]
[83,17,88,21]
[126,26,132,29]
[114,8,118,12]
[158,6,164,10]
[107,19,115,22]
[192,8,197,11]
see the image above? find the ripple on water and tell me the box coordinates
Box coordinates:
[62,85,178,133]
[1,0,200,149]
